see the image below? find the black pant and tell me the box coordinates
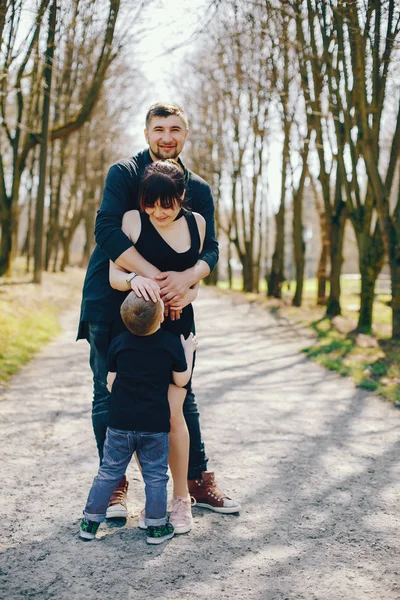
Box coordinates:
[87,321,208,479]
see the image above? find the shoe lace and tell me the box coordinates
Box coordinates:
[171,496,192,520]
[110,482,128,503]
[205,479,228,500]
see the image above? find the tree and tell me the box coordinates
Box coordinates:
[184,0,273,292]
[33,0,57,283]
[0,0,121,276]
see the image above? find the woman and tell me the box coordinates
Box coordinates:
[109,160,205,534]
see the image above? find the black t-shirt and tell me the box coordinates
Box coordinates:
[106,329,187,432]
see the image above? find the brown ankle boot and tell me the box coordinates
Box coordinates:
[188,471,240,514]
[106,475,129,518]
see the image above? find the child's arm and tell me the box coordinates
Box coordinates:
[107,372,116,393]
[172,333,198,388]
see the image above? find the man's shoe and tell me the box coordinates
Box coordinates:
[188,471,241,513]
[146,522,174,545]
[138,508,147,530]
[79,518,100,540]
[106,475,129,518]
[169,495,193,534]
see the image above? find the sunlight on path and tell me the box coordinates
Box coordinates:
[0,288,399,600]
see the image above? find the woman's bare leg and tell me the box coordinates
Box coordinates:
[168,383,189,498]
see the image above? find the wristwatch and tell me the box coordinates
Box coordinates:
[126,272,138,287]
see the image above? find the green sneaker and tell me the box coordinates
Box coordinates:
[79,518,100,540]
[146,521,174,545]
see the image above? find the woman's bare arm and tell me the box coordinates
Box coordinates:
[114,210,160,278]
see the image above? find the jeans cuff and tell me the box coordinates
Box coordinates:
[83,511,107,523]
[145,516,167,527]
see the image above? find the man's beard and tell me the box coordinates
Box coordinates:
[152,146,179,160]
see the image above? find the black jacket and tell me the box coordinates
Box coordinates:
[78,149,218,333]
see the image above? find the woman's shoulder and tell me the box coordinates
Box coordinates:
[122,209,140,223]
[192,212,206,235]
[192,212,205,224]
[122,210,142,242]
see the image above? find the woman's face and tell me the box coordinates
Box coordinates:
[145,199,181,227]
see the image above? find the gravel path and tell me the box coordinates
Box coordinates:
[1,287,399,600]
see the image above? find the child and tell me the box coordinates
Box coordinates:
[79,291,198,544]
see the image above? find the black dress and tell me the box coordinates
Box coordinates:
[134,209,200,339]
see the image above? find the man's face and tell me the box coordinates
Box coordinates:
[144,115,188,160]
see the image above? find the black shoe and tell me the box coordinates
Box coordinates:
[146,522,174,545]
[79,518,100,540]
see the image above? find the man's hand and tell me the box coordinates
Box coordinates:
[156,270,192,303]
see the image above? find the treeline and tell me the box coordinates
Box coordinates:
[0,0,145,282]
[184,0,400,337]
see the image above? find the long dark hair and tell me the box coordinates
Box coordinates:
[139,160,185,211]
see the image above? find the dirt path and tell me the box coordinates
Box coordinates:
[1,287,399,600]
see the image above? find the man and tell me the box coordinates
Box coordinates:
[78,102,240,518]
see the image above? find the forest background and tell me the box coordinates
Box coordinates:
[0,0,400,402]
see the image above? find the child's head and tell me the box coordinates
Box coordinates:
[139,160,185,213]
[120,292,163,336]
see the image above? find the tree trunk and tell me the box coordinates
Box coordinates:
[326,201,348,317]
[33,0,57,284]
[358,267,378,332]
[0,214,12,276]
[357,224,385,332]
[80,201,96,268]
[317,243,329,305]
[228,242,233,289]
[390,262,400,338]
[292,146,309,307]
[268,206,284,298]
[205,266,218,286]
[242,245,253,293]
[293,242,305,307]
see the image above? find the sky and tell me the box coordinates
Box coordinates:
[134,0,210,103]
[127,0,211,149]
[129,0,283,206]
[16,0,283,208]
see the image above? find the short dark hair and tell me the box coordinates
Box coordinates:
[145,102,189,130]
[139,160,185,211]
[120,292,162,336]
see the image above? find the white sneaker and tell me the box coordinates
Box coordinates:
[169,495,193,534]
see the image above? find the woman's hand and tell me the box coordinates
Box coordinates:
[130,275,160,303]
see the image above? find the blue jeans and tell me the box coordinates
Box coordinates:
[87,321,208,478]
[84,427,169,526]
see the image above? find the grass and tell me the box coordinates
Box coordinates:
[0,301,61,380]
[301,316,400,406]
[217,276,400,407]
[0,261,85,388]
